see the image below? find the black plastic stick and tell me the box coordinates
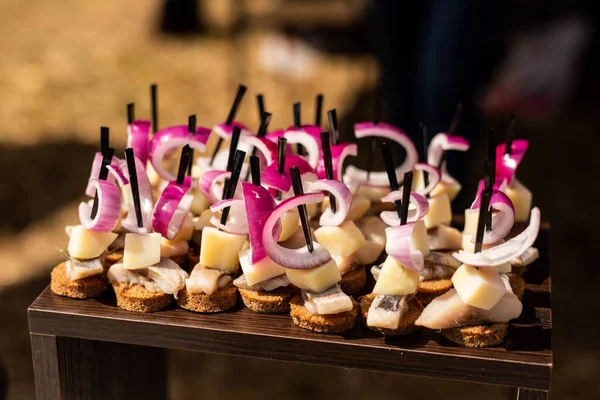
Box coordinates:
[187,115,197,176]
[484,158,494,232]
[250,155,261,186]
[150,84,158,133]
[226,126,242,173]
[381,142,402,217]
[244,112,272,181]
[475,175,492,253]
[290,166,314,253]
[127,103,135,125]
[125,148,143,228]
[366,139,377,181]
[100,127,109,155]
[219,150,246,226]
[276,137,287,200]
[315,94,323,126]
[91,147,115,219]
[505,113,516,155]
[293,102,303,155]
[327,109,338,145]
[176,145,192,185]
[257,94,265,119]
[320,131,337,213]
[400,171,413,225]
[210,84,247,166]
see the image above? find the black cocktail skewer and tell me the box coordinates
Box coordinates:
[381,142,402,217]
[290,166,314,253]
[125,148,143,228]
[320,131,337,213]
[210,84,247,166]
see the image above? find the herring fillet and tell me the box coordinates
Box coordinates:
[415,289,522,329]
[186,264,228,295]
[367,294,409,329]
[302,284,353,315]
[147,258,188,298]
[233,273,290,292]
[107,263,158,292]
[65,258,104,281]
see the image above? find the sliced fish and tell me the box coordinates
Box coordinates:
[147,258,188,298]
[415,289,522,329]
[367,294,410,329]
[107,263,158,292]
[427,225,462,251]
[233,273,290,292]
[302,284,353,315]
[186,263,229,295]
[65,257,104,281]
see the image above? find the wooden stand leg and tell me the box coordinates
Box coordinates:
[31,333,167,400]
[517,388,548,399]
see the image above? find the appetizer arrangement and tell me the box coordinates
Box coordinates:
[51,84,541,347]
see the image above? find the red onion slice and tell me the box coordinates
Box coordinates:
[385,223,425,271]
[307,179,352,227]
[261,155,315,192]
[413,162,441,196]
[209,198,248,235]
[496,139,529,185]
[473,177,508,204]
[344,122,418,187]
[149,125,211,181]
[152,178,193,240]
[427,133,469,185]
[262,193,331,270]
[470,190,515,244]
[453,207,540,267]
[85,152,119,197]
[106,163,129,186]
[242,182,282,263]
[265,129,285,143]
[199,170,231,204]
[316,142,358,180]
[284,125,322,167]
[127,120,152,166]
[212,121,252,140]
[79,179,121,232]
[380,190,430,227]
[239,135,277,166]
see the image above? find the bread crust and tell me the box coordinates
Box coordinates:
[50,263,108,299]
[177,283,238,313]
[340,267,367,295]
[416,278,453,305]
[112,282,172,313]
[508,273,525,301]
[359,293,423,335]
[239,286,298,313]
[289,296,359,333]
[441,322,509,348]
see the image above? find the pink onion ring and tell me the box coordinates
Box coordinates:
[307,179,352,227]
[385,223,425,271]
[344,122,418,187]
[427,133,469,185]
[212,121,252,140]
[262,193,330,270]
[473,178,508,206]
[261,155,315,192]
[149,125,211,181]
[469,190,515,245]
[413,162,441,196]
[209,198,248,235]
[265,129,285,143]
[496,139,529,185]
[152,178,193,240]
[106,163,129,186]
[242,182,283,263]
[284,125,322,167]
[239,135,277,166]
[453,207,540,267]
[199,170,231,204]
[78,179,121,232]
[127,120,152,166]
[316,142,358,181]
[379,190,430,227]
[85,152,119,197]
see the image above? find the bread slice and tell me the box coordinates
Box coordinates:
[50,263,108,299]
[239,286,298,313]
[177,283,238,313]
[340,267,367,295]
[359,293,423,335]
[508,273,525,301]
[112,282,172,313]
[441,322,509,348]
[104,251,123,266]
[289,296,359,333]
[416,278,453,306]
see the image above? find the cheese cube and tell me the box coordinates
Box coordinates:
[160,237,189,258]
[452,264,507,310]
[172,213,194,242]
[200,227,246,273]
[239,249,285,286]
[314,221,366,257]
[123,232,162,270]
[373,256,421,296]
[285,259,341,293]
[423,192,452,229]
[430,180,462,201]
[504,179,532,222]
[278,210,300,242]
[355,185,390,202]
[322,195,371,222]
[411,220,430,257]
[67,226,118,260]
[189,188,211,216]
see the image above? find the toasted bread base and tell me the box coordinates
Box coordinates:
[112,282,172,313]
[508,273,525,301]
[104,251,123,266]
[359,293,423,336]
[177,283,238,313]
[416,279,453,306]
[289,296,359,333]
[50,263,108,299]
[441,322,508,348]
[239,286,298,313]
[340,267,367,295]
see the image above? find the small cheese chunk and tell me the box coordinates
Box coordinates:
[314,221,366,257]
[451,264,507,310]
[160,237,189,258]
[430,180,462,201]
[463,209,500,235]
[67,225,118,260]
[322,195,371,222]
[411,220,430,257]
[423,192,452,229]
[239,249,286,286]
[189,188,211,216]
[355,185,390,202]
[123,232,162,270]
[504,179,532,222]
[373,256,421,296]
[172,213,194,242]
[285,259,341,293]
[278,210,300,242]
[199,227,246,273]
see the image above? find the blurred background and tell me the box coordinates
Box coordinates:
[0,0,599,398]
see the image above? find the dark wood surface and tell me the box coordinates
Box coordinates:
[28,230,552,392]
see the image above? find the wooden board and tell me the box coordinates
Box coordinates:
[28,230,551,392]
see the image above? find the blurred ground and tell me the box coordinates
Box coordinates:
[0,1,599,399]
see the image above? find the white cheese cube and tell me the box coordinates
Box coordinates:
[451,264,507,310]
[314,221,366,257]
[430,180,462,201]
[67,225,118,260]
[189,188,211,216]
[285,259,341,293]
[239,249,285,286]
[160,237,189,259]
[504,179,532,222]
[423,192,452,229]
[355,185,390,202]
[373,256,421,296]
[172,213,194,242]
[278,210,300,242]
[411,220,430,257]
[123,232,162,270]
[199,227,246,273]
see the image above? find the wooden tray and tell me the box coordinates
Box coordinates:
[28,230,552,399]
